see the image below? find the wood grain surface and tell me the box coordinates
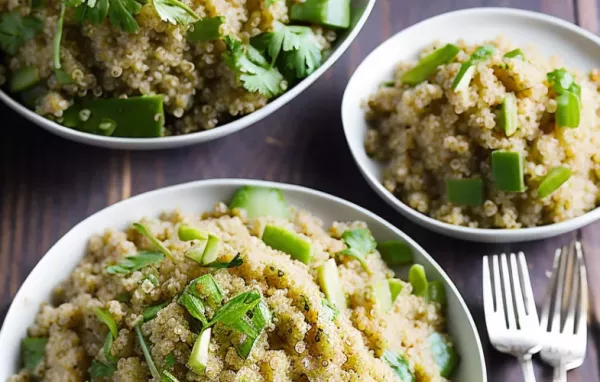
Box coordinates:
[1,0,600,380]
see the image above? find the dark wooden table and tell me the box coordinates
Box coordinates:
[2,0,600,380]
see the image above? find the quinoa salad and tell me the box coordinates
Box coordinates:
[0,0,349,138]
[365,37,600,228]
[8,185,459,381]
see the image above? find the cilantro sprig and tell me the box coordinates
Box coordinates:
[153,0,198,25]
[106,251,165,274]
[187,16,224,42]
[89,308,119,379]
[74,0,141,33]
[0,12,43,55]
[337,229,376,274]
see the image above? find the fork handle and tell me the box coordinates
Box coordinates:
[552,363,567,382]
[519,355,536,382]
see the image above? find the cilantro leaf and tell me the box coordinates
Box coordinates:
[224,36,285,98]
[152,0,198,25]
[281,28,321,79]
[201,253,243,269]
[251,21,301,65]
[21,337,48,371]
[0,12,43,55]
[89,359,117,380]
[106,251,165,275]
[337,229,376,274]
[187,16,224,42]
[74,0,141,33]
[74,0,109,26]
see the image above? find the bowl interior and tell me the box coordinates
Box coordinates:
[342,8,600,242]
[0,0,375,150]
[0,179,485,380]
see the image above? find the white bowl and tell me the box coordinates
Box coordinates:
[342,7,600,243]
[0,178,486,380]
[0,1,374,151]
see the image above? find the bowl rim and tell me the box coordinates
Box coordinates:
[341,6,600,239]
[0,178,486,379]
[0,0,376,150]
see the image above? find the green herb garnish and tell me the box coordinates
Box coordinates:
[451,45,495,91]
[504,48,524,60]
[189,274,223,309]
[178,291,208,325]
[135,323,162,380]
[142,300,171,322]
[145,273,160,286]
[201,253,243,269]
[337,229,376,274]
[21,337,47,371]
[320,298,339,321]
[209,290,261,327]
[53,3,66,72]
[95,308,118,338]
[236,301,271,359]
[187,16,224,41]
[0,12,43,55]
[382,350,416,382]
[162,370,180,382]
[74,0,141,34]
[93,308,118,378]
[106,251,165,275]
[152,0,198,25]
[89,359,118,380]
[163,352,177,369]
[133,223,175,261]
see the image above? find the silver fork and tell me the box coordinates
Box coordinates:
[483,252,542,382]
[540,241,588,382]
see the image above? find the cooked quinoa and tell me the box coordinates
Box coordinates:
[8,190,456,381]
[0,0,338,136]
[365,37,600,228]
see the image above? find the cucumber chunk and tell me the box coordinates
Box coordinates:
[377,240,413,265]
[187,328,212,374]
[318,258,347,310]
[229,186,289,219]
[537,166,571,198]
[429,332,460,378]
[290,0,351,29]
[408,264,428,297]
[262,224,312,264]
[401,44,459,85]
[498,93,518,136]
[373,279,393,314]
[445,178,484,206]
[388,278,404,302]
[491,150,525,192]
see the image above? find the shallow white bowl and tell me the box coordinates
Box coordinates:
[342,7,600,243]
[0,179,486,380]
[0,1,374,150]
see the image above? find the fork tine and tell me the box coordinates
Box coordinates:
[550,244,571,333]
[492,255,505,325]
[575,242,589,336]
[510,253,527,324]
[562,241,579,334]
[483,256,499,328]
[541,248,561,331]
[518,252,537,320]
[500,254,517,329]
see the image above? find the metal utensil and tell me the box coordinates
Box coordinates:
[483,252,542,382]
[539,241,588,382]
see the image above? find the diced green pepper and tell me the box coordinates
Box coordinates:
[63,96,164,137]
[9,66,40,93]
[504,48,524,60]
[178,225,208,241]
[388,278,404,302]
[376,240,413,266]
[401,44,460,85]
[491,150,525,192]
[498,93,518,136]
[408,264,428,297]
[373,279,393,314]
[229,186,289,219]
[426,280,446,306]
[452,45,495,91]
[262,224,312,264]
[445,178,484,206]
[429,332,460,378]
[290,0,350,29]
[555,91,580,128]
[537,166,572,198]
[318,258,347,310]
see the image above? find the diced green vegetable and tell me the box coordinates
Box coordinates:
[429,332,460,378]
[388,278,404,302]
[289,0,351,29]
[135,323,162,380]
[373,279,393,314]
[0,12,43,55]
[262,224,312,264]
[320,298,340,321]
[185,241,209,263]
[21,337,47,371]
[491,150,525,192]
[178,290,208,325]
[237,301,271,359]
[401,44,460,85]
[95,308,118,339]
[445,178,484,206]
[427,280,446,306]
[556,91,580,128]
[133,223,174,261]
[382,350,416,382]
[178,225,207,241]
[408,264,428,297]
[163,352,177,370]
[63,96,165,138]
[498,93,518,136]
[9,66,40,93]
[318,258,347,310]
[142,300,170,322]
[547,68,581,96]
[337,228,376,274]
[191,274,223,309]
[229,186,289,219]
[89,359,117,379]
[106,251,165,275]
[187,16,224,41]
[201,234,221,264]
[209,290,261,329]
[152,0,199,26]
[377,240,413,265]
[452,45,495,91]
[504,48,524,60]
[187,328,212,374]
[537,166,572,198]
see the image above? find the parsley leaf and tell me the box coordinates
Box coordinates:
[133,223,175,261]
[106,251,165,275]
[201,253,243,269]
[152,0,198,25]
[21,337,48,371]
[0,12,43,55]
[89,359,117,380]
[142,300,171,322]
[224,36,285,98]
[337,229,376,274]
[74,0,141,33]
[187,16,224,41]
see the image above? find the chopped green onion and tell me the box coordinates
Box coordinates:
[445,178,484,206]
[401,44,460,85]
[145,274,160,286]
[95,308,118,339]
[106,251,165,275]
[89,359,117,379]
[201,253,243,269]
[388,279,404,302]
[178,291,208,325]
[178,225,208,241]
[376,240,413,265]
[498,93,518,136]
[382,350,416,382]
[452,45,495,91]
[142,300,170,322]
[189,274,223,309]
[209,290,261,327]
[236,301,271,359]
[555,91,580,128]
[426,280,446,306]
[162,370,180,382]
[187,328,211,374]
[537,166,572,198]
[337,229,376,274]
[21,337,48,371]
[102,332,116,362]
[491,150,525,192]
[163,352,177,370]
[408,264,428,297]
[187,16,224,41]
[54,68,74,85]
[373,279,393,314]
[133,223,175,261]
[135,323,162,380]
[429,332,460,378]
[262,225,312,264]
[504,48,524,60]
